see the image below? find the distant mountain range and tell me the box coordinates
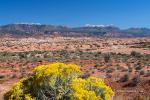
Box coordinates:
[0,24,150,37]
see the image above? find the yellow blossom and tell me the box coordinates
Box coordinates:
[4,62,114,100]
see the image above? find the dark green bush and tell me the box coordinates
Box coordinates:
[119,74,129,82]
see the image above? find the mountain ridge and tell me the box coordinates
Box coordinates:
[0,24,150,37]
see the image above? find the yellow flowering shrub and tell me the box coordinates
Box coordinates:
[24,94,35,100]
[70,77,114,100]
[4,62,114,100]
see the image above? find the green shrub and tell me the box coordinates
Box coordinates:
[104,53,111,63]
[9,74,17,78]
[94,64,100,68]
[139,70,145,75]
[0,74,5,79]
[106,68,115,73]
[145,70,150,77]
[119,74,129,82]
[135,65,143,70]
[130,51,141,57]
[130,75,140,86]
[128,66,133,73]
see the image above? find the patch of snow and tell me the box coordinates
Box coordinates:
[14,22,41,25]
[85,24,114,27]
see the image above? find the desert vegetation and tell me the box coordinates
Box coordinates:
[0,37,150,100]
[4,63,114,100]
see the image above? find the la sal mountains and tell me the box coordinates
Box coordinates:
[0,23,150,37]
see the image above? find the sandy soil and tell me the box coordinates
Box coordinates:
[0,37,149,54]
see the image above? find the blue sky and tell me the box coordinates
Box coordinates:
[0,0,150,28]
